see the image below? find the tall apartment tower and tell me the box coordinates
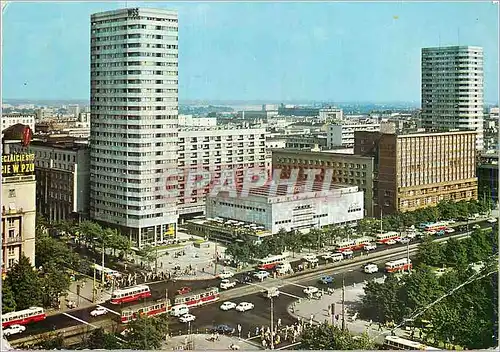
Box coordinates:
[90,8,179,247]
[421,46,484,150]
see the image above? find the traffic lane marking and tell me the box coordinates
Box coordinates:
[63,312,98,329]
[97,305,121,316]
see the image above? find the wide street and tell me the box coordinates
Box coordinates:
[6,219,494,345]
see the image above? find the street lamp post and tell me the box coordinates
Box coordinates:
[270,296,275,350]
[341,274,346,331]
[92,260,97,303]
[101,241,105,285]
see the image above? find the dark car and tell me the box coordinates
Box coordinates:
[239,275,252,283]
[212,324,234,334]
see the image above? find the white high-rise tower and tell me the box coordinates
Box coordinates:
[90,8,179,247]
[421,46,484,150]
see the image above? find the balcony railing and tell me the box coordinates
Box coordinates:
[3,236,22,245]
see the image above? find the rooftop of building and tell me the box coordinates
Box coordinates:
[212,182,359,200]
[270,147,370,158]
[28,137,89,151]
[422,45,483,51]
[355,129,477,138]
[179,125,266,132]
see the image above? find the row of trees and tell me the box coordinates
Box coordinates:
[300,323,375,350]
[225,199,492,264]
[360,228,498,349]
[32,315,170,350]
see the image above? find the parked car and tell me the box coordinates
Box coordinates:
[220,279,237,290]
[3,324,26,336]
[177,286,192,295]
[179,314,196,323]
[90,307,108,317]
[302,254,318,262]
[212,324,234,334]
[303,286,319,295]
[236,302,255,312]
[386,239,397,245]
[341,249,354,258]
[318,275,334,284]
[218,271,235,280]
[220,301,237,311]
[253,271,270,280]
[445,228,455,233]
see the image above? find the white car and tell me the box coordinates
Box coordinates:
[220,279,237,290]
[386,239,397,245]
[472,224,481,230]
[320,253,332,260]
[219,271,235,279]
[303,286,319,295]
[236,302,255,312]
[406,232,417,239]
[220,301,237,311]
[302,254,317,262]
[179,314,196,323]
[364,264,379,274]
[487,218,497,224]
[445,228,455,233]
[3,324,26,336]
[90,307,108,317]
[399,238,411,244]
[364,244,377,251]
[253,271,270,280]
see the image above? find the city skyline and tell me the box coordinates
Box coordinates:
[1,1,499,103]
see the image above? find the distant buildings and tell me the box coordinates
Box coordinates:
[89,8,179,247]
[326,121,380,148]
[421,46,484,150]
[355,130,478,215]
[178,115,217,127]
[319,107,343,123]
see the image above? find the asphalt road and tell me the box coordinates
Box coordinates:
[7,219,494,342]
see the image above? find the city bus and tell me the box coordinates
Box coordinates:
[257,253,290,270]
[376,231,400,244]
[335,237,373,252]
[423,221,449,233]
[2,307,46,328]
[120,300,169,323]
[173,287,220,308]
[385,258,412,273]
[110,285,152,304]
[384,335,440,350]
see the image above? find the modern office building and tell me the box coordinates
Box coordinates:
[355,130,478,215]
[271,149,375,216]
[10,137,90,223]
[2,126,36,274]
[177,126,269,217]
[205,184,364,234]
[477,153,499,205]
[90,8,179,247]
[421,46,484,150]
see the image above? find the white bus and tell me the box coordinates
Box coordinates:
[384,335,440,350]
[385,258,412,273]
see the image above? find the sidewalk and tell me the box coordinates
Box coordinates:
[47,277,112,316]
[287,277,410,345]
[163,333,261,350]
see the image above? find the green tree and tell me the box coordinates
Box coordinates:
[137,245,157,268]
[300,322,375,350]
[5,255,43,310]
[125,315,169,350]
[284,230,302,257]
[82,328,123,349]
[415,236,443,267]
[37,332,66,350]
[2,280,17,313]
[36,231,80,271]
[40,262,71,307]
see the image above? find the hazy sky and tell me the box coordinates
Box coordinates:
[2,1,499,103]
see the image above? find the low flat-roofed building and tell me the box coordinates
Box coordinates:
[205,183,364,234]
[272,149,375,216]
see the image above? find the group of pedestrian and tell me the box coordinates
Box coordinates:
[252,320,304,349]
